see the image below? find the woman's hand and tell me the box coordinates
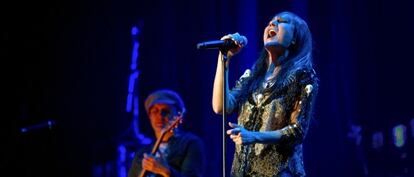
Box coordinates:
[142,153,171,177]
[227,122,256,145]
[220,32,247,57]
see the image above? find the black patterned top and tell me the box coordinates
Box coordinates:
[228,68,318,177]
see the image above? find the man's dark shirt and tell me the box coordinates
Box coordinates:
[128,132,205,177]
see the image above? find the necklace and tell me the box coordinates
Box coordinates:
[262,65,280,89]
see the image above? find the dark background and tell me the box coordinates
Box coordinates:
[4,0,414,176]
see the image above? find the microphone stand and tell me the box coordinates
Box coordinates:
[219,47,230,177]
[197,43,233,177]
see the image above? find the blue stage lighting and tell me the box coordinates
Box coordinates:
[392,124,407,148]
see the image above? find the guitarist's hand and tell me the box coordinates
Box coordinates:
[142,153,171,177]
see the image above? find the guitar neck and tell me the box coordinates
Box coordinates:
[138,132,168,177]
[150,132,167,155]
[138,117,181,177]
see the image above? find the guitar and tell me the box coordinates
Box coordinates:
[138,115,183,177]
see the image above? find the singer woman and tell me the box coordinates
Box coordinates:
[212,11,319,177]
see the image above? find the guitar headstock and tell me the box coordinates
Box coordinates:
[161,114,183,134]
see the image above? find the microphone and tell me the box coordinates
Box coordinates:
[197,36,247,50]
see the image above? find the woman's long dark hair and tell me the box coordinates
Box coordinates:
[238,11,314,100]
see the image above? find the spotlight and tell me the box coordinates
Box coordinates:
[392,124,407,148]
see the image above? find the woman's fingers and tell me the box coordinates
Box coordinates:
[220,32,245,46]
[220,34,233,40]
[230,134,240,139]
[226,128,241,135]
[228,122,240,128]
[229,133,242,144]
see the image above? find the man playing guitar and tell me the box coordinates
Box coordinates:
[128,89,206,177]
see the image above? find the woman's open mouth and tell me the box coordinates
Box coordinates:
[267,29,277,38]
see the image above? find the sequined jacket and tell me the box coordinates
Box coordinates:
[228,68,318,177]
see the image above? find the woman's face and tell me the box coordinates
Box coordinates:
[263,13,295,50]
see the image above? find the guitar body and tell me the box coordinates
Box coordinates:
[138,116,182,177]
